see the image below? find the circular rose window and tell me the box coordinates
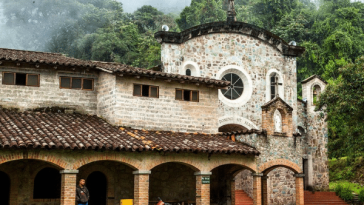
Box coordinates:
[221,73,244,100]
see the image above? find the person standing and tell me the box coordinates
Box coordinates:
[76,179,90,205]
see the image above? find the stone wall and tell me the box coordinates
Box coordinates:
[234,169,253,198]
[113,76,220,133]
[267,168,296,205]
[149,163,196,202]
[301,77,329,191]
[160,33,298,131]
[0,62,98,114]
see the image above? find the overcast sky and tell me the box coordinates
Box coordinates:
[117,0,192,14]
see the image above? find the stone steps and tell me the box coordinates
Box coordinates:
[235,190,253,205]
[304,191,350,205]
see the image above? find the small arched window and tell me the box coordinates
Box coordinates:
[270,74,281,100]
[313,85,321,105]
[33,168,61,199]
[186,69,191,76]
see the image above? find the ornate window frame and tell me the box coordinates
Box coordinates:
[216,65,253,107]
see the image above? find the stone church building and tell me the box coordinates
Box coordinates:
[0,1,328,205]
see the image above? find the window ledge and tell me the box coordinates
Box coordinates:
[273,132,287,137]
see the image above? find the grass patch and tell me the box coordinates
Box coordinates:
[330,180,363,194]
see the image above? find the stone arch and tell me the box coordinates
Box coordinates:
[72,154,139,170]
[147,160,200,171]
[0,152,67,169]
[258,159,301,174]
[180,61,200,77]
[311,83,322,106]
[266,69,284,102]
[218,116,259,131]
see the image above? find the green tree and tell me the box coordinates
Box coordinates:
[318,56,364,158]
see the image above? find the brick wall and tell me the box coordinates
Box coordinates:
[0,62,98,114]
[112,77,219,133]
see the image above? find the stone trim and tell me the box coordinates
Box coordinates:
[132,170,151,175]
[259,159,302,173]
[194,171,212,176]
[293,173,305,178]
[251,173,263,177]
[60,170,79,174]
[154,22,305,57]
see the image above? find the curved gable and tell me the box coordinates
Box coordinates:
[155,21,305,57]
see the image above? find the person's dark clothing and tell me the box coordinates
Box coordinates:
[76,185,90,204]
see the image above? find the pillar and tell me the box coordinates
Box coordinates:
[231,179,236,205]
[294,173,305,205]
[60,170,79,205]
[252,173,262,205]
[133,170,151,205]
[195,171,211,205]
[261,175,268,205]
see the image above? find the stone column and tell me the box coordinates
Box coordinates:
[195,171,212,205]
[60,170,79,205]
[133,170,151,205]
[261,175,268,205]
[231,179,236,205]
[294,173,305,205]
[252,173,263,205]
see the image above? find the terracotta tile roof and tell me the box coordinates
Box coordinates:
[0,48,95,68]
[301,75,327,84]
[0,48,230,88]
[220,129,267,136]
[0,108,259,155]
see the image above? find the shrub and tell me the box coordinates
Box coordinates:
[335,184,343,196]
[359,189,364,202]
[340,186,353,201]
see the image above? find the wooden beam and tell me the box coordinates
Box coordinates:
[179,80,185,84]
[208,84,214,88]
[54,66,58,70]
[165,79,171,83]
[135,75,141,79]
[0,61,2,65]
[16,62,20,66]
[35,64,40,68]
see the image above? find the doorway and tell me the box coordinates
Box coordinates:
[87,171,107,205]
[0,171,10,205]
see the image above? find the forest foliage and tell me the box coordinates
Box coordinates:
[1,0,364,157]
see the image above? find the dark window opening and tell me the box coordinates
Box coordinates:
[33,168,61,199]
[176,89,199,102]
[270,74,276,100]
[16,73,26,85]
[2,72,39,87]
[0,171,10,205]
[133,84,159,98]
[186,69,191,76]
[59,77,94,91]
[142,85,149,97]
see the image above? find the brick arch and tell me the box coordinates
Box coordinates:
[259,159,301,174]
[72,154,139,170]
[147,160,201,171]
[0,152,67,169]
[208,160,257,173]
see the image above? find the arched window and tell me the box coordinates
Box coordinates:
[313,85,321,105]
[270,74,281,100]
[186,69,191,76]
[33,168,61,199]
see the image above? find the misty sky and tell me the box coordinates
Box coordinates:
[117,0,192,14]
